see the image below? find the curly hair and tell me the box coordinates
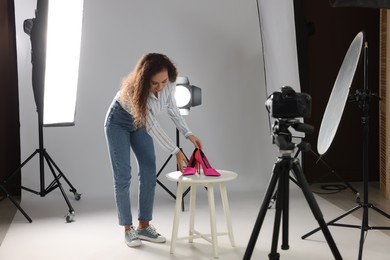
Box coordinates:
[119,53,178,128]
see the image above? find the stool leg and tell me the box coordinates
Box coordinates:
[171,182,184,254]
[220,183,235,247]
[207,184,219,258]
[189,184,197,243]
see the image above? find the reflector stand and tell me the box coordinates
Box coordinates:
[302,31,390,260]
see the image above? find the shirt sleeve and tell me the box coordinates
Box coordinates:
[146,107,180,155]
[166,84,193,138]
[145,84,193,155]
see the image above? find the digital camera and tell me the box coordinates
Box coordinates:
[266,86,311,119]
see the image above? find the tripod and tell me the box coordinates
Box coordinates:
[268,146,360,210]
[302,41,390,260]
[1,107,81,223]
[244,119,342,260]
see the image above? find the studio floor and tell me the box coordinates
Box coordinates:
[1,182,390,260]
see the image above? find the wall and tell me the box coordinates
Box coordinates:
[380,9,390,198]
[13,0,287,200]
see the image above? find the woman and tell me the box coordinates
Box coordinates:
[104,53,202,248]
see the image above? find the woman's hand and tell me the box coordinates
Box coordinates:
[176,150,188,172]
[176,135,201,172]
[187,135,202,150]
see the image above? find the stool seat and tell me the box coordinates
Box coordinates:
[166,170,237,184]
[166,170,237,258]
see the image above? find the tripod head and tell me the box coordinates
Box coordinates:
[348,88,380,112]
[266,86,313,155]
[272,119,313,154]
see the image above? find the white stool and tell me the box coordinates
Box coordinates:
[166,170,237,258]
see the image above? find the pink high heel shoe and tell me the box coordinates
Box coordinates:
[195,149,220,177]
[182,148,199,175]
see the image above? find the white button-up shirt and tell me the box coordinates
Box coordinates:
[116,82,192,154]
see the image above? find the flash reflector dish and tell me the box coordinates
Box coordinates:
[317,31,364,155]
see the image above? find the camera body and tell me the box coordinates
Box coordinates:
[266,86,312,119]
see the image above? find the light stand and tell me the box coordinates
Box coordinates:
[2,103,81,223]
[156,76,201,211]
[302,41,390,260]
[0,0,81,223]
[244,119,342,260]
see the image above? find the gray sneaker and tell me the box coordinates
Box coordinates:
[137,225,166,243]
[125,226,142,247]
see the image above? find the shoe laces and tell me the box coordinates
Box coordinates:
[127,227,139,240]
[145,225,159,236]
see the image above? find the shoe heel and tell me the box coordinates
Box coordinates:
[196,149,220,177]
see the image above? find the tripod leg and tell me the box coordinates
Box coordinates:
[370,204,390,219]
[156,154,173,177]
[0,150,41,223]
[43,153,75,222]
[156,153,188,211]
[4,150,39,183]
[156,155,177,200]
[302,205,361,239]
[292,160,342,260]
[269,174,285,260]
[0,184,32,223]
[357,205,369,260]
[44,151,80,199]
[281,168,290,250]
[157,179,176,198]
[268,190,277,209]
[244,163,281,260]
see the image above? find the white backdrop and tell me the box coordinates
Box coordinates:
[13,0,298,201]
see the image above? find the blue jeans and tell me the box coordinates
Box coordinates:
[104,100,156,226]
